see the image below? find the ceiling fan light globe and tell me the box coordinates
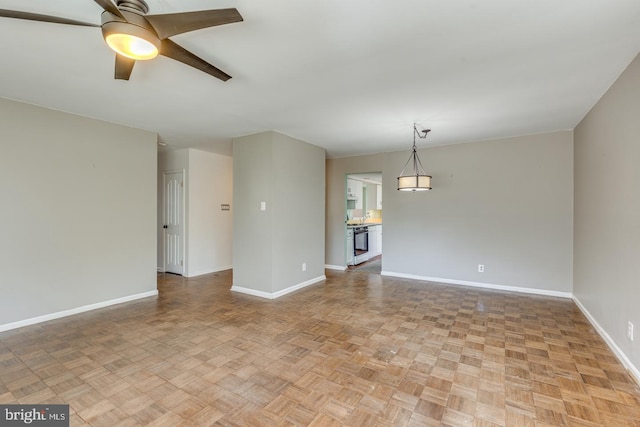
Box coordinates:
[102,20,161,61]
[106,33,158,60]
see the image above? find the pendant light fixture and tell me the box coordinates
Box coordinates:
[397,124,432,191]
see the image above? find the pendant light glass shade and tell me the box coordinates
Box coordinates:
[397,124,432,191]
[397,174,431,191]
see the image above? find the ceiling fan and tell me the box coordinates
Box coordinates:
[0,0,243,81]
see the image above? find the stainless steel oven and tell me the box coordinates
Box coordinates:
[353,226,368,264]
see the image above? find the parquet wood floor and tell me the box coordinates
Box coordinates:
[1,270,639,426]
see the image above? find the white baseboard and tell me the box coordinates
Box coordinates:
[157,267,164,273]
[231,275,326,300]
[325,264,347,271]
[573,297,640,385]
[230,286,272,299]
[0,290,159,333]
[185,265,232,278]
[380,271,573,299]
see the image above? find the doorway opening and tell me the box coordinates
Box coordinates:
[345,172,383,272]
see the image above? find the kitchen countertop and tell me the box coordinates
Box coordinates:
[347,223,382,228]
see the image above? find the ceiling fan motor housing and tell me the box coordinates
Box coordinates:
[116,0,150,15]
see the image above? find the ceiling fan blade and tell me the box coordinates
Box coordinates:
[160,39,231,81]
[93,0,124,19]
[115,54,135,80]
[145,8,243,39]
[0,9,98,26]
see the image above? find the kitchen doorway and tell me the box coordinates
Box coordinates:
[345,172,382,271]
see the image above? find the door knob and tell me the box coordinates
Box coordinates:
[163,225,168,229]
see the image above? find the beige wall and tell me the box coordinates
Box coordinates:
[231,133,274,293]
[187,149,233,276]
[0,97,157,327]
[327,132,574,294]
[574,54,640,373]
[271,132,326,293]
[233,131,326,297]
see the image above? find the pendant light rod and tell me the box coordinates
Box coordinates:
[414,124,430,144]
[397,123,432,192]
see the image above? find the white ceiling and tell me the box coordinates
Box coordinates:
[1,0,639,158]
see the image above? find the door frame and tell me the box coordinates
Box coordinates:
[162,169,186,275]
[345,172,383,267]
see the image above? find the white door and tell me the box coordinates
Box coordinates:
[163,171,184,274]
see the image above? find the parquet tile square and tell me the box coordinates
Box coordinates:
[1,269,639,425]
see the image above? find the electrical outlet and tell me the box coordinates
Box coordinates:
[478,264,484,273]
[302,263,307,272]
[628,321,634,341]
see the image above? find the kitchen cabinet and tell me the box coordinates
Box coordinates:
[376,185,382,209]
[347,179,363,209]
[366,183,378,210]
[346,228,354,266]
[368,227,377,258]
[368,225,382,257]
